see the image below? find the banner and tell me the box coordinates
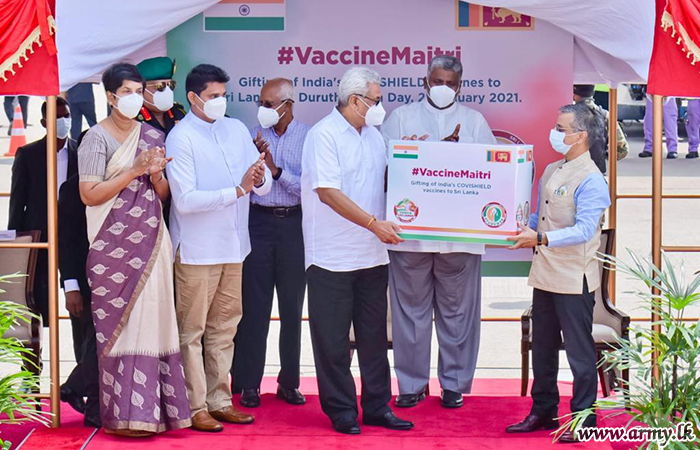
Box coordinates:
[387,141,533,246]
[167,0,574,274]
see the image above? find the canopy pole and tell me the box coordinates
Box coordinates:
[651,94,663,384]
[607,88,618,304]
[46,95,61,427]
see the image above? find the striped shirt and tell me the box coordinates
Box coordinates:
[250,119,309,207]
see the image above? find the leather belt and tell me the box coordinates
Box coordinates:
[251,203,301,218]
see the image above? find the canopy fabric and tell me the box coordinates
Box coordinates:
[475,0,655,85]
[648,0,700,96]
[56,0,218,91]
[56,0,654,91]
[0,0,58,95]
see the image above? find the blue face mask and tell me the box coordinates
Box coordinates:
[549,129,580,155]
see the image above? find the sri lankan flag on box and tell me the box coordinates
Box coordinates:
[204,0,285,32]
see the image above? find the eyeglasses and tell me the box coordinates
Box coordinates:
[146,80,177,92]
[356,94,382,106]
[256,99,294,108]
[555,125,581,133]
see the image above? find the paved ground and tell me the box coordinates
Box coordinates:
[0,94,698,392]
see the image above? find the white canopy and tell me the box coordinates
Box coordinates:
[56,0,654,90]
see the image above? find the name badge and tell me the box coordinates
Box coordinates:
[554,185,569,196]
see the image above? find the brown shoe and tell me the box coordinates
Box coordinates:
[191,410,224,432]
[210,406,255,425]
[104,429,155,438]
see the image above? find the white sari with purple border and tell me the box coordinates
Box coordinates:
[85,123,191,432]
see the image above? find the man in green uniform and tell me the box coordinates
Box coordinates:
[136,56,187,135]
[136,56,186,227]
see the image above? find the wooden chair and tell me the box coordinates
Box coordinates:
[0,231,43,380]
[520,229,630,397]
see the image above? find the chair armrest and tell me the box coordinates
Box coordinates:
[602,297,631,339]
[521,306,533,341]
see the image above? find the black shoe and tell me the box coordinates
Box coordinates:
[363,411,414,430]
[332,418,361,435]
[639,151,653,158]
[440,389,464,408]
[276,385,306,405]
[60,385,86,414]
[505,414,559,433]
[687,151,699,159]
[667,152,679,159]
[395,388,427,408]
[84,414,102,428]
[240,388,260,408]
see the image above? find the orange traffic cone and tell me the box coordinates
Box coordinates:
[5,104,27,157]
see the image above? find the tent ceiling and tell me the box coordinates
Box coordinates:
[56,0,654,90]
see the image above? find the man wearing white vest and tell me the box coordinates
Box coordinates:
[381,55,496,409]
[505,102,610,443]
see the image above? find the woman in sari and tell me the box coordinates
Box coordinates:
[78,63,191,437]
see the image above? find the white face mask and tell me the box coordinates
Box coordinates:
[56,117,71,139]
[427,83,457,109]
[196,95,227,121]
[147,86,175,112]
[357,96,386,127]
[257,101,288,129]
[549,129,580,155]
[113,93,144,119]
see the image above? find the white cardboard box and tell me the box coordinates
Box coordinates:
[386,140,534,246]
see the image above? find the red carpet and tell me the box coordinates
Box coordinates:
[0,403,94,450]
[15,379,621,449]
[88,394,611,449]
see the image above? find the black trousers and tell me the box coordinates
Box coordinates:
[62,289,100,417]
[232,206,306,390]
[531,278,597,427]
[307,264,392,422]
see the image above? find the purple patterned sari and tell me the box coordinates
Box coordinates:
[85,123,191,432]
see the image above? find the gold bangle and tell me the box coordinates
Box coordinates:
[366,216,376,229]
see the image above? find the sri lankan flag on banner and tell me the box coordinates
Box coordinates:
[455,1,533,31]
[204,0,285,32]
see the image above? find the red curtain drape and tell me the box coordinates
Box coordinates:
[648,0,700,96]
[0,0,58,96]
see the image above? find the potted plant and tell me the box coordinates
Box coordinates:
[559,251,700,449]
[0,273,49,450]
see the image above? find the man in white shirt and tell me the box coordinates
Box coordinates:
[166,64,270,432]
[381,55,497,409]
[302,67,413,435]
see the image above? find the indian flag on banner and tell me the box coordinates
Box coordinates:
[204,0,285,32]
[393,144,419,159]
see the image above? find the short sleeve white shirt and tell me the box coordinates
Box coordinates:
[301,108,389,272]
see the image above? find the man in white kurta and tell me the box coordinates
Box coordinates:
[166,64,269,431]
[381,55,496,409]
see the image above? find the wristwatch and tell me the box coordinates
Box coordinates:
[537,232,543,246]
[272,167,283,181]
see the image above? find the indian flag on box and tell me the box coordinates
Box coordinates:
[393,144,419,159]
[204,0,285,32]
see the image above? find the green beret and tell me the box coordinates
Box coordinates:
[137,57,175,81]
